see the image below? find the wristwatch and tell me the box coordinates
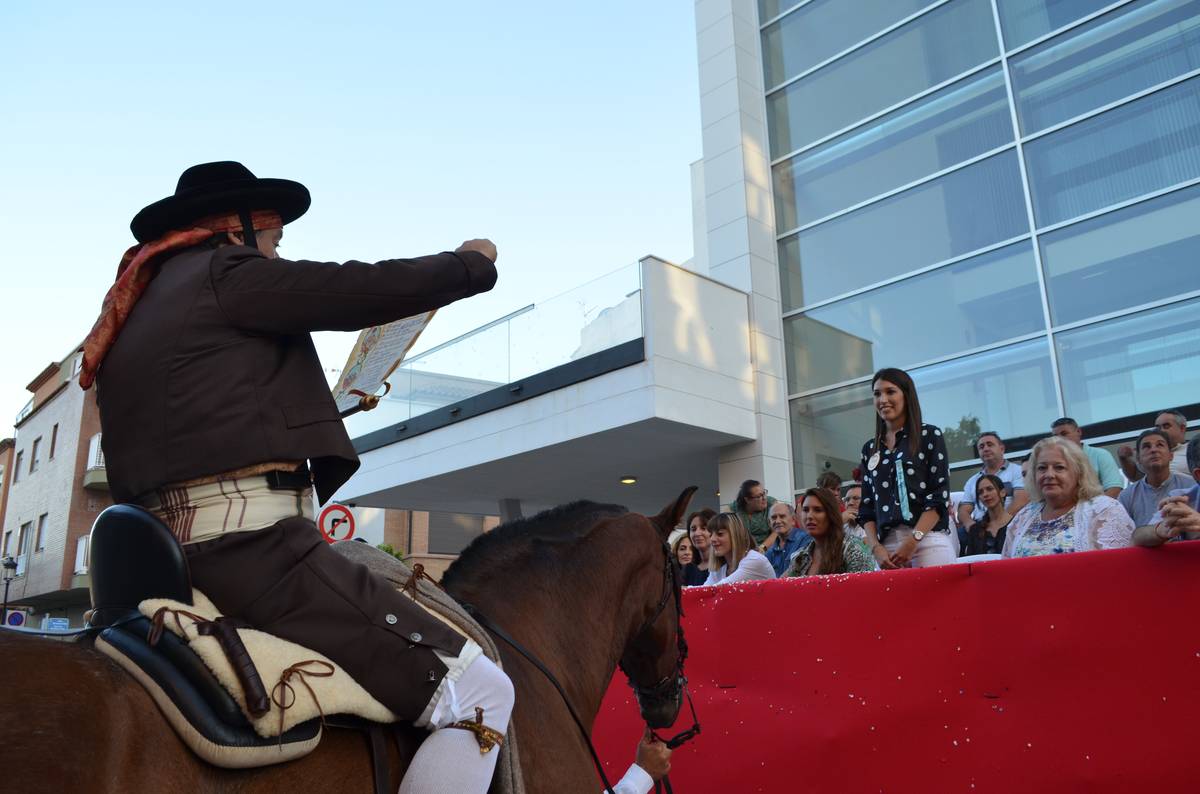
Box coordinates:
[912,530,926,542]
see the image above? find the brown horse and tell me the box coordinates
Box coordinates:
[0,487,696,793]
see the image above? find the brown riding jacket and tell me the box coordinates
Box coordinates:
[97,244,497,504]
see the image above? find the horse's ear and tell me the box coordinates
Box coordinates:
[651,486,698,540]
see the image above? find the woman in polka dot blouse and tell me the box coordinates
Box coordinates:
[857,367,956,569]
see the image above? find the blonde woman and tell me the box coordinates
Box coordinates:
[1002,436,1134,557]
[704,512,775,585]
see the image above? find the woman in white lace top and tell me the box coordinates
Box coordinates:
[1002,436,1134,557]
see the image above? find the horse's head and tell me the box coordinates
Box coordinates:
[618,486,697,730]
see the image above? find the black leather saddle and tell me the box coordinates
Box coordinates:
[88,505,320,767]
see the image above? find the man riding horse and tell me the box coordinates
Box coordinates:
[79,162,675,793]
[79,161,515,793]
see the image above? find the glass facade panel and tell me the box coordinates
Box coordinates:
[789,338,1059,486]
[773,67,1011,231]
[784,243,1043,393]
[997,0,1116,48]
[1024,75,1200,226]
[766,0,999,157]
[781,150,1027,307]
[762,0,933,89]
[1040,183,1200,325]
[912,339,1061,461]
[758,0,798,22]
[1010,0,1200,134]
[1056,297,1200,425]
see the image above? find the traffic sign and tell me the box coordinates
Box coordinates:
[46,617,70,631]
[5,610,27,627]
[318,504,356,543]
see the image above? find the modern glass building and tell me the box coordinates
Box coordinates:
[740,0,1200,492]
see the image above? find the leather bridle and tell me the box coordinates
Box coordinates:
[621,541,700,740]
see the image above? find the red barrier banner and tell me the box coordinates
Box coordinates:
[593,543,1200,793]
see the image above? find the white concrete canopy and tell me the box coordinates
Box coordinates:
[335,257,759,518]
[347,417,740,517]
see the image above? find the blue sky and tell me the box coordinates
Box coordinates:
[0,2,701,425]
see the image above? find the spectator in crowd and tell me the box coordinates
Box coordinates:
[704,512,775,585]
[962,474,1012,556]
[762,501,811,577]
[842,483,863,538]
[840,483,877,566]
[1002,436,1134,557]
[1118,409,1192,481]
[786,488,874,577]
[1133,435,1200,546]
[729,479,776,548]
[671,533,695,567]
[858,367,956,569]
[1050,417,1123,498]
[958,432,1028,533]
[1117,429,1193,526]
[682,508,716,586]
[816,470,842,496]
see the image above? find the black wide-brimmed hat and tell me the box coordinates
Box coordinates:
[130,161,311,242]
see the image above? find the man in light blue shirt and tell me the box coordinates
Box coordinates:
[1051,417,1123,498]
[1133,436,1200,546]
[761,501,811,577]
[958,432,1029,531]
[1117,429,1193,525]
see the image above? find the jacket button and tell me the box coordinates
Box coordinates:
[409,632,423,643]
[385,614,398,625]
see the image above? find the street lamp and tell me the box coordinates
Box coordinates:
[1,556,17,627]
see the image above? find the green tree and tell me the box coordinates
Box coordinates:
[941,414,982,463]
[376,543,405,560]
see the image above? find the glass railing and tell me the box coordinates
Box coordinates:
[344,263,644,439]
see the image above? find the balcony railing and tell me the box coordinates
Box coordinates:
[344,263,643,439]
[83,433,108,491]
[14,398,32,425]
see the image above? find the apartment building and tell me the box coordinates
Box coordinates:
[2,348,111,627]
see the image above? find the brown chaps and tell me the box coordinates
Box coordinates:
[184,516,467,720]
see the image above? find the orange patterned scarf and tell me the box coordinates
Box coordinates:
[79,210,282,389]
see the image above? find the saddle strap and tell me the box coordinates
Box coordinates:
[368,724,391,794]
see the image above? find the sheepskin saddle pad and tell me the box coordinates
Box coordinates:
[94,588,395,769]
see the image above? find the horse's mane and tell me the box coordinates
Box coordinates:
[443,500,628,588]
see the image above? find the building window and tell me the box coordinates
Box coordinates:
[16,522,32,575]
[30,437,41,473]
[13,451,21,483]
[1,530,10,556]
[49,424,58,460]
[1056,297,1200,427]
[766,0,1000,157]
[74,535,90,575]
[87,433,105,470]
[35,513,47,551]
[1024,76,1200,228]
[428,512,490,555]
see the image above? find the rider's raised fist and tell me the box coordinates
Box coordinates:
[456,238,497,263]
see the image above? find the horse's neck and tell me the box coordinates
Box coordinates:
[453,552,645,724]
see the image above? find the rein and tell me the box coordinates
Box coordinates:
[461,602,622,794]
[461,538,701,793]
